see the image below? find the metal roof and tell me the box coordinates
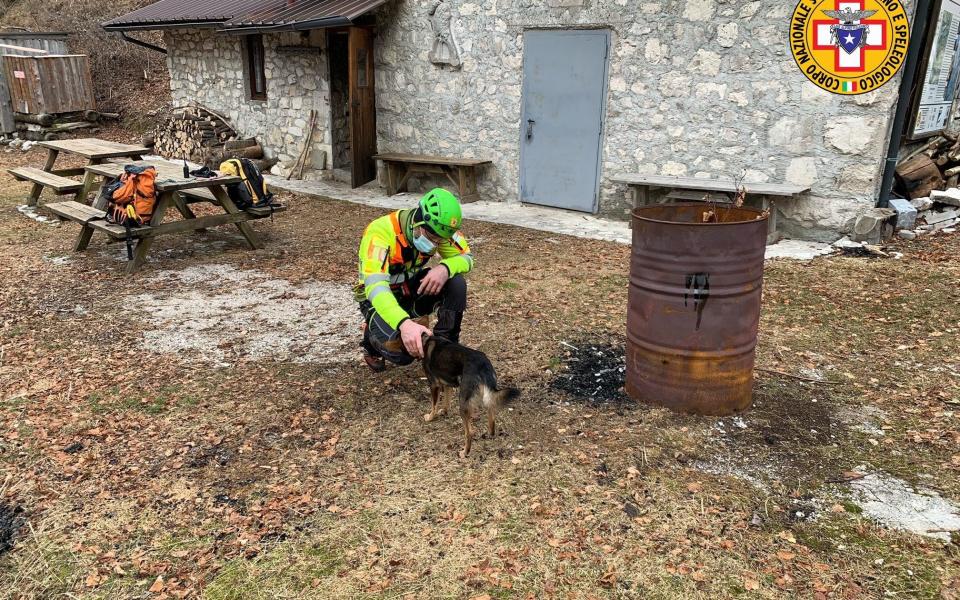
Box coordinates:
[102,0,386,32]
[222,0,388,32]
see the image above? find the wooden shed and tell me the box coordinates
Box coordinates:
[3,54,95,116]
[0,32,70,133]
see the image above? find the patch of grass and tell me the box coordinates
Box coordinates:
[796,516,944,597]
[0,324,25,340]
[303,543,344,578]
[0,395,27,412]
[204,542,346,600]
[496,280,519,290]
[841,500,864,515]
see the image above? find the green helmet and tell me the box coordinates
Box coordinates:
[417,188,462,238]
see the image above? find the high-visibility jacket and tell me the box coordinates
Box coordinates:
[355,208,473,329]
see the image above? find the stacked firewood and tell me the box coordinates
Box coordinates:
[150,107,241,160]
[147,105,276,172]
[895,132,960,199]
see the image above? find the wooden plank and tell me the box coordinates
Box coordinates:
[39,138,150,160]
[45,200,105,224]
[0,43,49,54]
[373,153,493,167]
[9,166,82,193]
[90,210,262,239]
[89,220,152,239]
[610,174,809,197]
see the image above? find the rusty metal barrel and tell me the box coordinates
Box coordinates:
[626,203,767,415]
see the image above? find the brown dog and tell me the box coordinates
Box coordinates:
[420,333,520,457]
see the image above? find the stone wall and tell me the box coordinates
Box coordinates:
[372,0,914,240]
[163,29,330,173]
[159,0,914,240]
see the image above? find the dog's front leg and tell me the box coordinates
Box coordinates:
[424,384,442,422]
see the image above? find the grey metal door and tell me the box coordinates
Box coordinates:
[520,29,609,212]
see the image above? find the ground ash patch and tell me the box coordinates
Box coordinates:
[129,265,360,366]
[0,502,23,555]
[550,339,629,404]
[848,469,960,542]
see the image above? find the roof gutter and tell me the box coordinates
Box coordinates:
[118,32,167,54]
[876,0,933,208]
[220,16,353,34]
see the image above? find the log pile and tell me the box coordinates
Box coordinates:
[14,110,118,141]
[149,105,277,172]
[895,132,960,199]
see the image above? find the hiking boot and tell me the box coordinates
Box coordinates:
[363,352,386,373]
[360,323,386,372]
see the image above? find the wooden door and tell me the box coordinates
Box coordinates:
[349,27,377,188]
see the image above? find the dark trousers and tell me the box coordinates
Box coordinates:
[360,268,466,365]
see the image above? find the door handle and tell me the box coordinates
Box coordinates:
[526,119,535,141]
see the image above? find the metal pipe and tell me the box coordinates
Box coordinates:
[119,32,167,54]
[877,0,934,207]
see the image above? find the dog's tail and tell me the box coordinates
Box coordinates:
[491,386,520,408]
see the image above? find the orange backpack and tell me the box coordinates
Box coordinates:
[107,166,158,225]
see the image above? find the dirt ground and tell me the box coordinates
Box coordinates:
[0,144,959,599]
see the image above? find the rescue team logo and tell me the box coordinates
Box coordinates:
[791,0,909,94]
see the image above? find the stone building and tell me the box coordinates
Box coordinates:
[104,0,919,241]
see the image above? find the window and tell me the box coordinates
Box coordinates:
[245,34,267,101]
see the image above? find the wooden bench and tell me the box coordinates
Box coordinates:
[373,153,493,203]
[8,167,83,200]
[610,174,810,244]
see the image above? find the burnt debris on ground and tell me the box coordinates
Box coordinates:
[0,502,24,555]
[550,338,631,405]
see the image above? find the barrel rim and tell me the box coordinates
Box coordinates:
[632,202,768,226]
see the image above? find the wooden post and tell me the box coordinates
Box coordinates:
[458,166,480,203]
[28,148,59,206]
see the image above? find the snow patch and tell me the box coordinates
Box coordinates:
[130,265,360,366]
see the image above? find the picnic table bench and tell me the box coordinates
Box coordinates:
[610,174,810,244]
[45,160,284,273]
[373,152,492,203]
[7,138,149,206]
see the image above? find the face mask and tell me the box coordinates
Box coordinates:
[413,232,437,254]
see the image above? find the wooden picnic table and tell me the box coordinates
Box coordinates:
[46,160,283,273]
[11,138,150,206]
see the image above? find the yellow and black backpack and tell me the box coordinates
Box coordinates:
[219,158,274,210]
